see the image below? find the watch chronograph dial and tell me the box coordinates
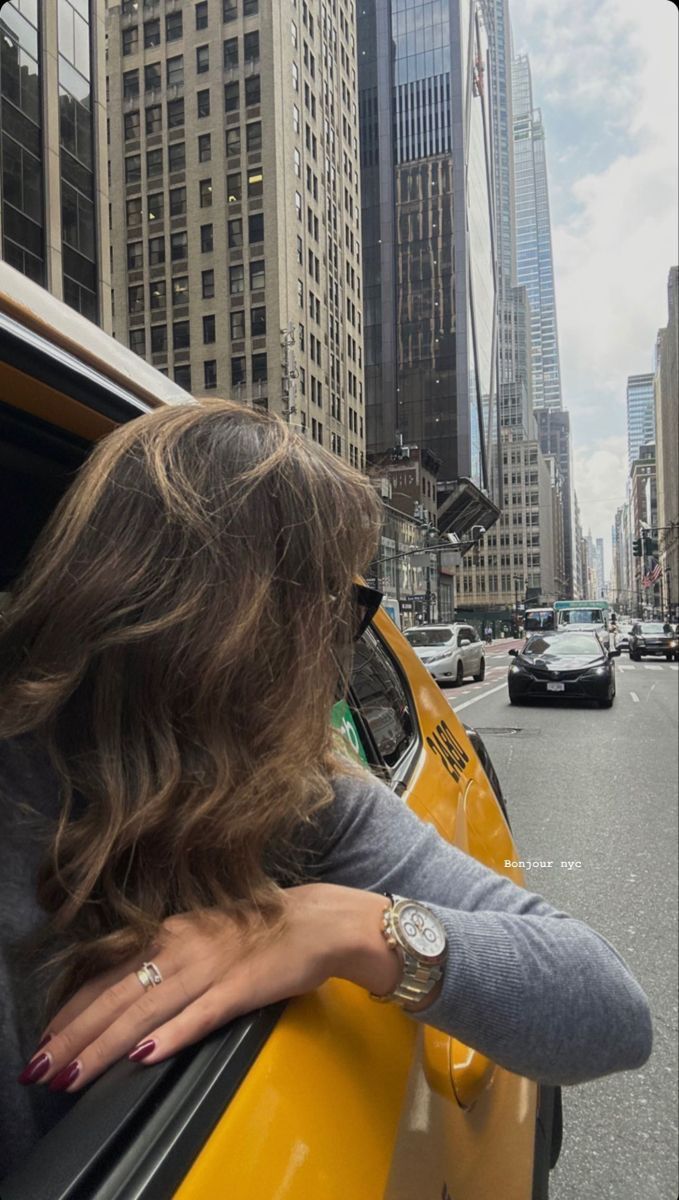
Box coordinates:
[398,903,446,958]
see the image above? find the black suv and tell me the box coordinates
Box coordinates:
[628,622,678,661]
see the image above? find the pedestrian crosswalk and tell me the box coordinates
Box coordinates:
[619,662,678,671]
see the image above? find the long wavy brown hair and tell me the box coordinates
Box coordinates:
[0,399,383,1008]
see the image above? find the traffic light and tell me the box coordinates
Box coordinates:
[632,538,643,557]
[643,536,659,556]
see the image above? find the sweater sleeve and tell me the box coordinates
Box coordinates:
[310,772,653,1087]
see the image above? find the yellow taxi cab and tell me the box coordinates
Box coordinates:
[0,263,561,1200]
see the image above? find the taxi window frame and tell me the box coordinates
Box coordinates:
[346,625,421,791]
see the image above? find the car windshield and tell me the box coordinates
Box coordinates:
[525,634,600,657]
[639,623,668,634]
[560,609,604,625]
[404,628,453,647]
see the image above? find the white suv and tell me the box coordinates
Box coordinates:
[404,623,485,686]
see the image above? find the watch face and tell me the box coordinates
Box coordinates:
[398,903,446,958]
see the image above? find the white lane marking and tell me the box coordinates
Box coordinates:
[671,664,679,671]
[630,692,640,703]
[644,664,662,671]
[451,682,508,712]
[619,665,635,671]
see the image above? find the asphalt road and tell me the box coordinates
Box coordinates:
[441,642,679,1200]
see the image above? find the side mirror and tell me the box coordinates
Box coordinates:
[608,648,621,659]
[508,648,518,658]
[459,639,471,647]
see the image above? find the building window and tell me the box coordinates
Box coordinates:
[202,268,215,298]
[250,259,265,290]
[166,56,184,87]
[173,320,190,350]
[252,352,267,383]
[295,191,302,220]
[292,62,299,91]
[224,81,239,112]
[248,213,264,243]
[122,26,139,56]
[149,235,165,265]
[124,110,140,141]
[199,178,213,207]
[174,364,192,390]
[129,328,146,356]
[195,2,208,31]
[228,218,243,248]
[169,186,186,217]
[227,172,242,202]
[203,314,216,343]
[172,276,189,306]
[143,19,160,48]
[243,0,258,13]
[293,147,301,176]
[230,309,245,339]
[123,69,140,99]
[245,75,260,106]
[229,264,244,294]
[223,37,239,68]
[223,0,237,21]
[243,31,259,62]
[197,89,210,118]
[231,356,246,387]
[292,104,300,134]
[251,306,266,337]
[125,154,141,185]
[151,324,167,354]
[146,148,163,178]
[128,284,144,313]
[297,278,304,307]
[296,235,303,264]
[167,98,184,128]
[203,360,217,390]
[291,20,298,48]
[246,121,262,153]
[147,191,164,221]
[144,62,161,92]
[168,142,186,172]
[127,197,142,227]
[150,279,166,309]
[170,231,188,261]
[198,133,211,162]
[247,170,263,198]
[196,44,209,73]
[127,241,143,270]
[201,223,214,252]
[165,11,183,41]
[145,104,162,135]
[226,128,241,156]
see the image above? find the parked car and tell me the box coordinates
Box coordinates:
[508,631,619,708]
[628,622,678,661]
[0,262,560,1200]
[403,623,486,685]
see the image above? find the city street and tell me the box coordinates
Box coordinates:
[441,643,678,1199]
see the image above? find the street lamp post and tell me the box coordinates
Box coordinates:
[513,575,524,636]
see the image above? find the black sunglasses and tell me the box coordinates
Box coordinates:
[352,583,383,640]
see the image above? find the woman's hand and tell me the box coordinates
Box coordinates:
[18,884,401,1093]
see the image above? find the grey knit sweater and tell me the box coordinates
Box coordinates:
[0,738,652,1179]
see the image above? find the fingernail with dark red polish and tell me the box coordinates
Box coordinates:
[129,1039,156,1063]
[49,1061,80,1092]
[17,1053,52,1086]
[36,1034,52,1051]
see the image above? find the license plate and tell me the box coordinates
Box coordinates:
[546,682,565,692]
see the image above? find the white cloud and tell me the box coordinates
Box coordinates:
[508,1,678,554]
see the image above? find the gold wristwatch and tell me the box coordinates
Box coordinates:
[370,893,447,1008]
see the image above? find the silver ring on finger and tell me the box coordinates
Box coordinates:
[135,960,163,992]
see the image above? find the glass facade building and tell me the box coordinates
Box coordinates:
[626,372,655,470]
[0,0,110,323]
[512,53,562,411]
[359,0,497,492]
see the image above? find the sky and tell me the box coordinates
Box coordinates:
[508,0,678,576]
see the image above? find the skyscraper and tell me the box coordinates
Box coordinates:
[512,53,562,411]
[106,0,364,466]
[0,0,111,325]
[534,408,574,595]
[654,267,679,617]
[626,373,655,471]
[358,0,497,520]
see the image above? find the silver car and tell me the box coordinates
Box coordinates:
[404,623,486,686]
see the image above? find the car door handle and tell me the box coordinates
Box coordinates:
[423,1025,497,1110]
